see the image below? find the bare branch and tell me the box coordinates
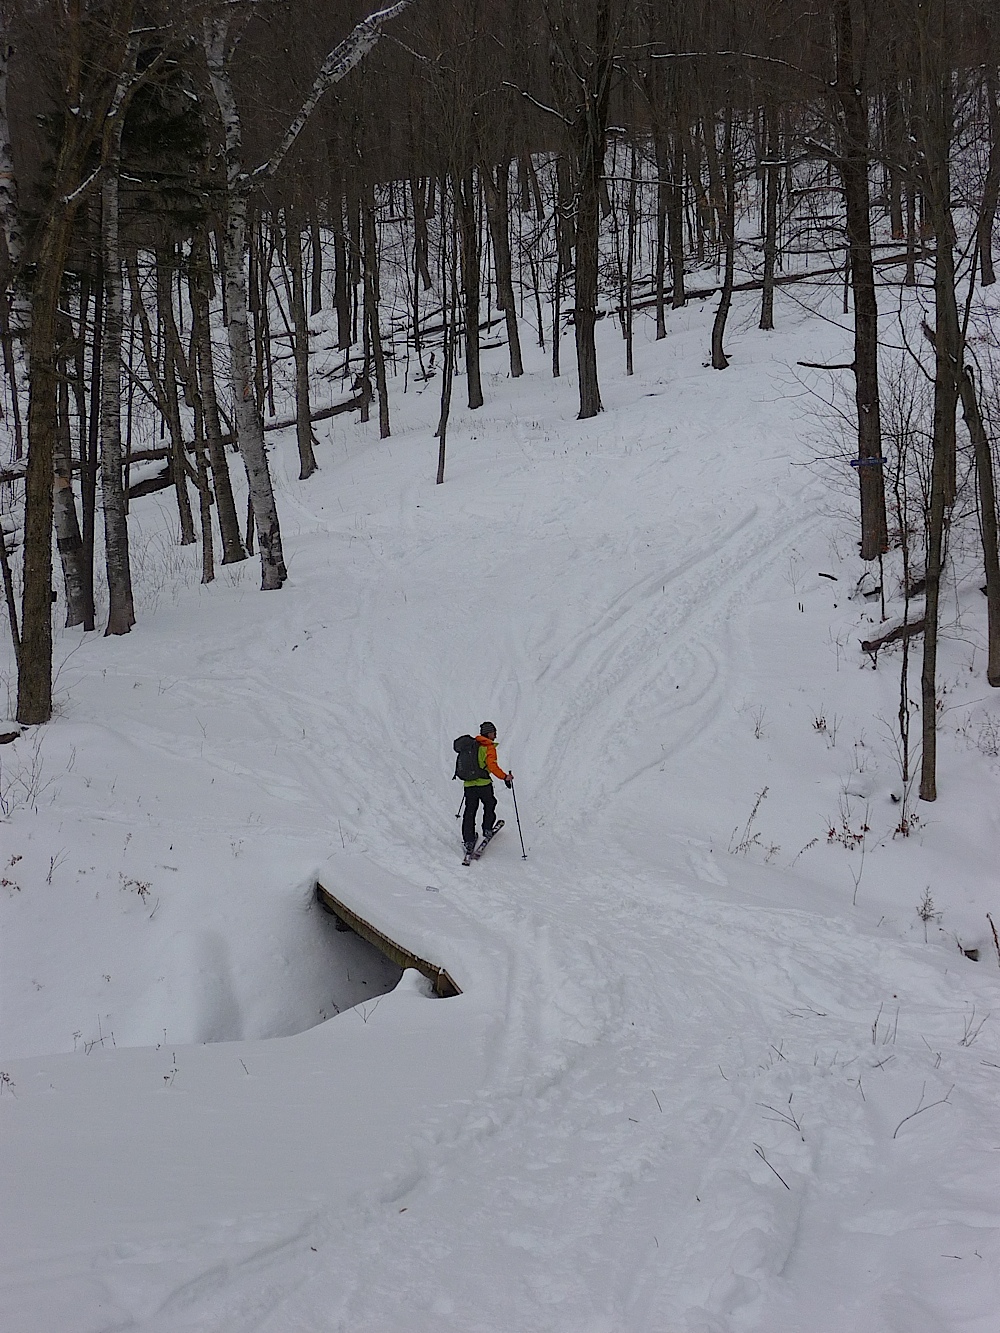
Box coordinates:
[892,1083,954,1140]
[254,0,417,182]
[501,81,572,126]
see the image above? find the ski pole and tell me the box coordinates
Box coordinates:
[456,791,466,819]
[509,780,527,859]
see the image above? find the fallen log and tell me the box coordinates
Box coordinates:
[0,458,27,483]
[257,390,369,436]
[6,393,373,485]
[860,619,925,655]
[127,465,173,500]
[633,251,932,316]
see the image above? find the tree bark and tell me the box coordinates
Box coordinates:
[361,187,390,437]
[0,502,18,667]
[411,176,432,290]
[309,213,323,315]
[834,0,888,560]
[885,64,905,241]
[710,108,735,370]
[182,231,244,568]
[204,17,287,590]
[287,208,318,477]
[190,390,215,585]
[53,323,87,627]
[131,247,195,546]
[17,212,74,722]
[435,201,458,484]
[759,106,780,331]
[70,270,94,628]
[668,118,687,311]
[82,250,102,631]
[624,142,637,376]
[652,129,668,338]
[456,168,483,410]
[978,65,1000,287]
[919,73,961,801]
[959,365,1000,684]
[0,33,25,334]
[482,160,523,378]
[100,80,136,637]
[572,117,606,418]
[333,196,351,351]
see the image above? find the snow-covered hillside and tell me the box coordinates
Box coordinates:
[2,282,999,1332]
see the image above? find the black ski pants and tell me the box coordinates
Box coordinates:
[462,783,497,846]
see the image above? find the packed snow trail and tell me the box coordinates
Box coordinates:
[2,292,999,1331]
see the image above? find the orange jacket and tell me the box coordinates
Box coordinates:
[467,733,509,785]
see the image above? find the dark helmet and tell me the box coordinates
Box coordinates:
[480,721,497,739]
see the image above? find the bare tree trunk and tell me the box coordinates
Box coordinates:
[258,218,278,417]
[101,94,136,637]
[885,66,905,241]
[17,212,74,721]
[70,269,94,627]
[53,324,87,626]
[573,121,605,418]
[309,213,323,315]
[456,168,484,410]
[904,176,917,287]
[82,250,102,631]
[248,210,266,408]
[361,187,390,437]
[287,208,318,477]
[333,195,351,351]
[131,247,195,545]
[189,228,245,565]
[0,32,25,334]
[759,105,780,331]
[624,142,637,376]
[204,17,287,590]
[687,122,714,262]
[483,160,523,378]
[653,130,668,338]
[979,66,1000,287]
[668,120,687,311]
[710,108,735,370]
[960,365,1000,683]
[552,182,563,379]
[919,75,961,802]
[347,190,361,345]
[0,505,17,667]
[17,10,133,715]
[190,388,215,585]
[436,197,458,485]
[411,176,432,290]
[0,281,23,458]
[834,0,888,560]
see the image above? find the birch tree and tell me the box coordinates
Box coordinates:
[201,0,415,591]
[17,0,141,723]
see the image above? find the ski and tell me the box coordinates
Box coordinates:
[471,820,504,860]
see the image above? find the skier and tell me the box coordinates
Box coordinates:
[459,722,512,856]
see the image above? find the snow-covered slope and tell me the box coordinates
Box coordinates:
[2,285,999,1331]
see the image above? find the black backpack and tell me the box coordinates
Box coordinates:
[453,734,487,782]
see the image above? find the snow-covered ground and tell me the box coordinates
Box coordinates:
[2,279,999,1332]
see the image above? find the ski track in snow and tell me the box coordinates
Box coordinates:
[4,297,1000,1331]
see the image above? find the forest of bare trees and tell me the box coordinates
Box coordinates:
[2,0,1000,806]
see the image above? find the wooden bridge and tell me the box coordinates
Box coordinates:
[315,881,461,998]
